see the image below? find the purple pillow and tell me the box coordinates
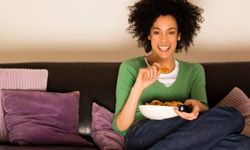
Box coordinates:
[2,89,93,146]
[91,102,124,150]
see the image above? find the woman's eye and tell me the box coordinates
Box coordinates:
[169,31,176,35]
[152,31,160,35]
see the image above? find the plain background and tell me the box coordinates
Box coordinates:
[0,0,249,63]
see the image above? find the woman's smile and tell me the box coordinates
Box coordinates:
[158,45,170,52]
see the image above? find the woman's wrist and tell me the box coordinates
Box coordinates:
[131,85,144,94]
[200,102,209,112]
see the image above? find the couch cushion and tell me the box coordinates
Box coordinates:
[2,90,93,146]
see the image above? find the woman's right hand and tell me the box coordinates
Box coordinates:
[116,63,161,131]
[133,63,161,91]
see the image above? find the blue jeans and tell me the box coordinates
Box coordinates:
[125,107,250,150]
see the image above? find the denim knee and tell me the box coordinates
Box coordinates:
[216,107,244,132]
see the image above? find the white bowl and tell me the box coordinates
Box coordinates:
[139,105,178,120]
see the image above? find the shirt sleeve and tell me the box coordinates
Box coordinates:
[190,64,208,106]
[112,62,137,136]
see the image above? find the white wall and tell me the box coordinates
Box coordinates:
[0,0,249,63]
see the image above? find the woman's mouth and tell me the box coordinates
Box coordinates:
[158,46,170,51]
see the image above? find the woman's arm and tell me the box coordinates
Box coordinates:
[116,65,161,131]
[174,64,208,120]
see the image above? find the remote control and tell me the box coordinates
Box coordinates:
[178,105,193,113]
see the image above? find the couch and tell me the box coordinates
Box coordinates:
[0,61,249,150]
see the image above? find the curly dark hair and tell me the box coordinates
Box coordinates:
[127,0,204,53]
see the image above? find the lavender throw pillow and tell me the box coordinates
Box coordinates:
[91,102,124,150]
[2,90,93,146]
[216,87,250,136]
[0,68,48,142]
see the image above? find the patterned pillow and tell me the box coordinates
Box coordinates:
[2,89,93,146]
[216,87,250,136]
[91,102,124,150]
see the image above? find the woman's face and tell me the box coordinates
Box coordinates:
[148,15,181,60]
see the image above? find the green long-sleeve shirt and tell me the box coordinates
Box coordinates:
[112,56,207,136]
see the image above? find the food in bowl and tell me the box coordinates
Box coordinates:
[145,99,183,107]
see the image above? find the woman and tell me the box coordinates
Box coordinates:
[112,0,250,149]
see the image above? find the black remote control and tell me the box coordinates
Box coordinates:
[178,105,193,113]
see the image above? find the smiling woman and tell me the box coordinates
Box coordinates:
[112,0,250,149]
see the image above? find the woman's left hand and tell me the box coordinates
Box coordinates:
[174,99,207,120]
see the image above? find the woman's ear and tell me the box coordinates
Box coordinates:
[177,33,181,41]
[148,35,151,40]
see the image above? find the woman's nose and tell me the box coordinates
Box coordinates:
[160,34,169,42]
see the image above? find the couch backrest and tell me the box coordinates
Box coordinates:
[0,61,249,138]
[203,61,250,107]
